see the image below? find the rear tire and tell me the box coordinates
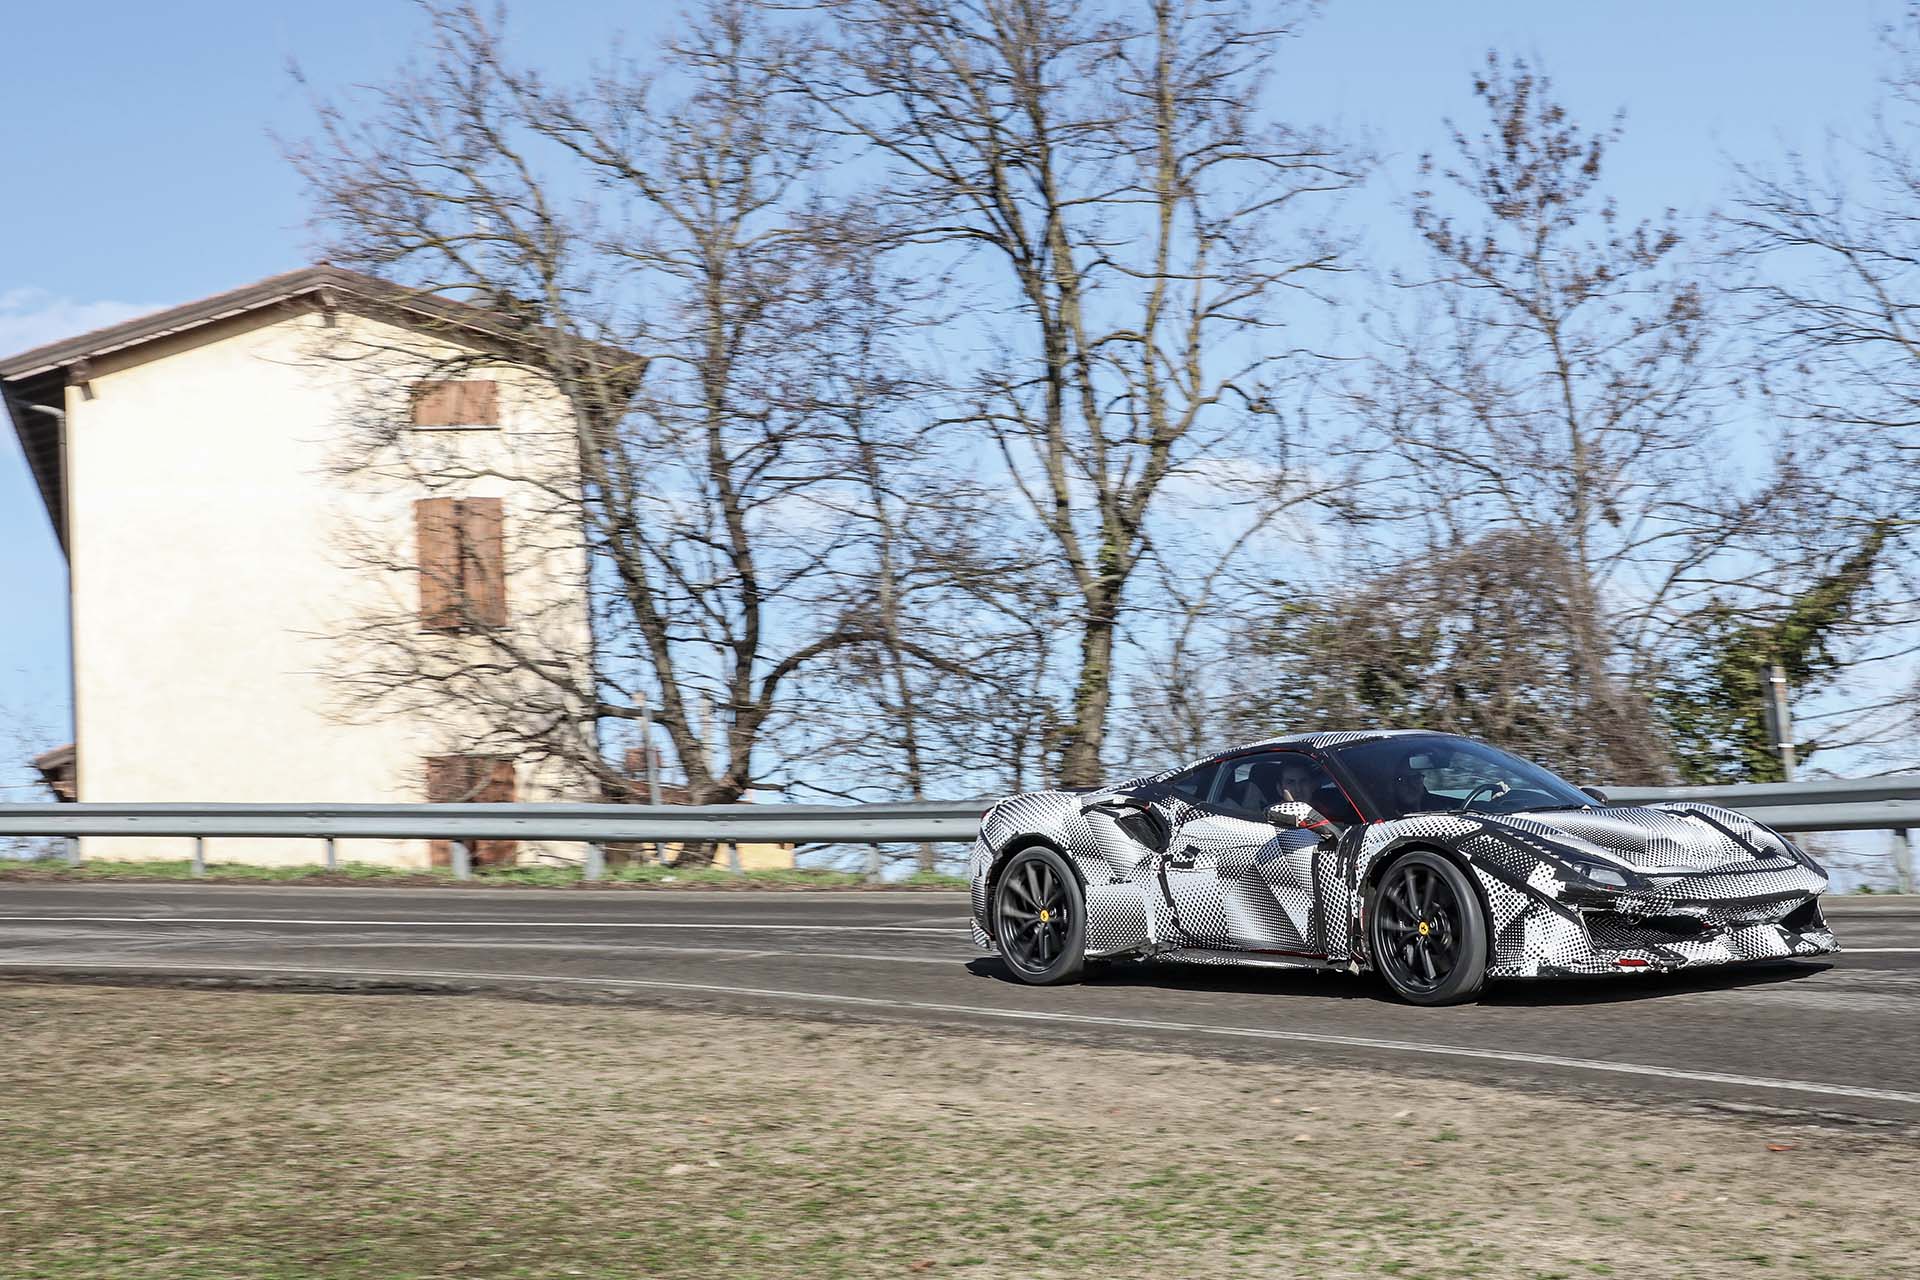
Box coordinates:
[993,846,1087,985]
[1369,850,1489,1006]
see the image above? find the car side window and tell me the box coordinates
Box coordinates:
[1210,752,1345,822]
[1161,761,1220,804]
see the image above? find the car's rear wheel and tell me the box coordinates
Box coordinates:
[993,846,1086,985]
[1370,851,1488,1006]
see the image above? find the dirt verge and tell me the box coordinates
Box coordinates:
[0,982,1911,1279]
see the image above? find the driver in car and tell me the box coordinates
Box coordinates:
[1278,761,1318,804]
[1390,764,1444,814]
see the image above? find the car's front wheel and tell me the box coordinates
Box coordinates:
[993,845,1086,985]
[1369,851,1489,1005]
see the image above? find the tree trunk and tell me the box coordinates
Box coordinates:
[1060,578,1121,787]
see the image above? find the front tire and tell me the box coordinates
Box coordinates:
[993,846,1086,985]
[1369,851,1489,1006]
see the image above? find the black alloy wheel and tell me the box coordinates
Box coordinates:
[1369,850,1489,1005]
[993,845,1087,985]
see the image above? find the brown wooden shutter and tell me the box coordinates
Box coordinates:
[425,754,465,867]
[425,755,518,867]
[425,755,466,803]
[475,757,518,866]
[462,380,499,424]
[460,498,507,627]
[416,498,461,631]
[412,379,499,427]
[482,758,517,802]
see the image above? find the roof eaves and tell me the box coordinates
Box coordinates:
[0,265,637,382]
[0,267,337,381]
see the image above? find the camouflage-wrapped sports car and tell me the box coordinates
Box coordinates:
[969,731,1836,1004]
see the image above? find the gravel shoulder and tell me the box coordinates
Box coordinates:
[1,982,1913,1279]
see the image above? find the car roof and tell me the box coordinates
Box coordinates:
[1235,728,1438,752]
[1139,728,1449,785]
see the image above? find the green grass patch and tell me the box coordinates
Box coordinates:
[0,857,424,883]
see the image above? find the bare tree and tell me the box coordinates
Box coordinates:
[293,2,978,851]
[1228,530,1671,787]
[1724,8,1920,771]
[1,686,64,858]
[794,0,1359,785]
[1343,55,1775,783]
[770,246,1061,865]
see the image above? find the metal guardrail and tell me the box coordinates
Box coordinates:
[1606,777,1920,835]
[1,777,1915,884]
[1608,777,1920,805]
[0,801,981,846]
[0,800,987,881]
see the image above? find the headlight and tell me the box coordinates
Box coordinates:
[1558,853,1643,891]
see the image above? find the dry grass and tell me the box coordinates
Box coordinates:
[0,982,1912,1279]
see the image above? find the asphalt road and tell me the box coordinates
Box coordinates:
[4,882,1919,1122]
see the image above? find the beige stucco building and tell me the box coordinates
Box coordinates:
[1,267,611,868]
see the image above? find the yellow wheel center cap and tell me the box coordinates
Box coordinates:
[1417,920,1430,937]
[1039,909,1052,923]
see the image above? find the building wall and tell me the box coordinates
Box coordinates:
[67,308,596,867]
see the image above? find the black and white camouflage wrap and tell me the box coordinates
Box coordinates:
[969,731,1837,981]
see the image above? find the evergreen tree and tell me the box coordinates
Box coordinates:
[1657,523,1891,783]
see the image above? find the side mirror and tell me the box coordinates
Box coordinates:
[1266,801,1337,842]
[1579,785,1609,804]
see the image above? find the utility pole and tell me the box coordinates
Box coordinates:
[1762,661,1797,781]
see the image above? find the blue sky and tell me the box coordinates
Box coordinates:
[0,0,1899,788]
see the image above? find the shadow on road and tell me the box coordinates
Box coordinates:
[964,954,1833,1007]
[1483,959,1832,1007]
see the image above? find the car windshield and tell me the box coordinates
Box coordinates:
[1331,735,1593,820]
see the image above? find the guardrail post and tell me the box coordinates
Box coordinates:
[1896,829,1915,896]
[726,841,742,875]
[324,837,337,872]
[864,844,882,885]
[451,841,471,881]
[584,843,604,881]
[191,837,205,877]
[65,837,80,867]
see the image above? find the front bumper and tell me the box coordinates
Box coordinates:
[1482,860,1837,978]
